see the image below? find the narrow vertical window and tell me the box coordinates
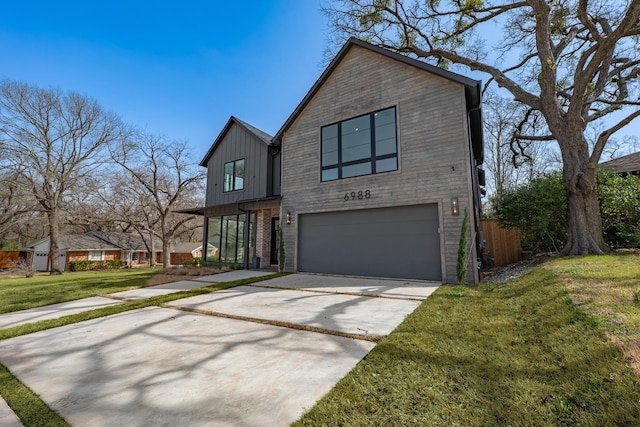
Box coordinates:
[223,159,245,192]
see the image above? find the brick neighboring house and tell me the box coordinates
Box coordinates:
[170,242,203,265]
[187,38,485,283]
[23,232,162,272]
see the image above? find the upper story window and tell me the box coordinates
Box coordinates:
[224,159,245,192]
[321,106,398,182]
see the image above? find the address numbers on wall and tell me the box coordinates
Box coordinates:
[343,190,371,201]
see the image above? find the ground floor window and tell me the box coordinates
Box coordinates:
[88,251,104,261]
[205,213,257,264]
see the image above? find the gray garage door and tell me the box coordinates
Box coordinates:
[298,204,441,281]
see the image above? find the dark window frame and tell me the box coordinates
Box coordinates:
[223,158,245,192]
[320,106,398,182]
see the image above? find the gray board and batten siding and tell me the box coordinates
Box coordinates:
[275,39,482,283]
[298,204,441,280]
[200,117,279,207]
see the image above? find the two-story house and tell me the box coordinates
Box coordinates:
[193,38,484,283]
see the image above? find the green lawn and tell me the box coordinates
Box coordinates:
[294,254,640,426]
[0,269,159,314]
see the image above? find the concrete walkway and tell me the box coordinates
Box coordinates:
[0,273,439,426]
[0,270,275,330]
[0,396,23,427]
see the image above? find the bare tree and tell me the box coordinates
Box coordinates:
[483,92,559,196]
[0,172,35,242]
[0,80,123,273]
[324,0,640,255]
[110,132,205,267]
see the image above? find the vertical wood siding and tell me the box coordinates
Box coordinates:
[205,124,270,205]
[280,46,479,283]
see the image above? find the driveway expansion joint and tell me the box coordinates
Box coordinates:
[245,283,425,302]
[162,303,384,342]
[98,294,134,302]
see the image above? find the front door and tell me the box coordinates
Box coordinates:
[270,218,280,265]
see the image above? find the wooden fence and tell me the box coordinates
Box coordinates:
[0,251,24,269]
[480,219,522,267]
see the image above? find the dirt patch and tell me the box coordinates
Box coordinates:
[482,253,555,283]
[145,266,232,286]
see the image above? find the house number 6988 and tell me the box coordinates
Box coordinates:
[344,190,371,201]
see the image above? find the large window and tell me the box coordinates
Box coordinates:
[321,107,398,182]
[223,159,245,192]
[204,213,257,265]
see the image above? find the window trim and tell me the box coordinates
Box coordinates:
[320,106,398,182]
[223,158,245,192]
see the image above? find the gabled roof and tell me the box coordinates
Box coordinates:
[600,151,640,174]
[272,37,484,164]
[24,234,121,251]
[199,116,273,167]
[88,231,161,252]
[171,242,202,254]
[24,232,162,252]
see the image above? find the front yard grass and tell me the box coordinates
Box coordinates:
[0,269,159,314]
[294,254,640,426]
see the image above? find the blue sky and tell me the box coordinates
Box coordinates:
[1,1,638,165]
[1,1,329,161]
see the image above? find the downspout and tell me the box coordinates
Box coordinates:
[238,205,251,269]
[467,103,483,282]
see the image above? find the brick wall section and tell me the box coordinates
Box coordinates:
[104,251,121,260]
[67,251,89,262]
[280,46,478,283]
[171,252,194,265]
[256,207,280,267]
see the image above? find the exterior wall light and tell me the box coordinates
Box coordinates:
[286,212,291,224]
[451,197,459,216]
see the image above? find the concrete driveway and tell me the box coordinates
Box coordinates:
[0,273,439,426]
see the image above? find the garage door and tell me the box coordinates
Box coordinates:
[298,204,441,281]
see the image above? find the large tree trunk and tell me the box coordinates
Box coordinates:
[48,209,63,275]
[149,229,156,267]
[162,239,171,267]
[559,134,608,256]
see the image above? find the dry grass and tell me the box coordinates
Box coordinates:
[546,251,640,381]
[145,266,231,286]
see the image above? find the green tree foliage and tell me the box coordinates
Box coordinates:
[597,169,640,249]
[493,170,640,252]
[457,209,470,284]
[492,172,568,253]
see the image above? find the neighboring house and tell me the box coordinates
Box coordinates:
[170,242,203,265]
[188,38,485,283]
[22,232,162,272]
[600,151,640,176]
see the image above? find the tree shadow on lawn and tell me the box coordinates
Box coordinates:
[294,268,640,426]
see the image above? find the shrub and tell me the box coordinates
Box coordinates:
[491,171,568,252]
[491,169,640,252]
[182,257,202,267]
[597,168,640,249]
[457,209,470,284]
[68,260,123,271]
